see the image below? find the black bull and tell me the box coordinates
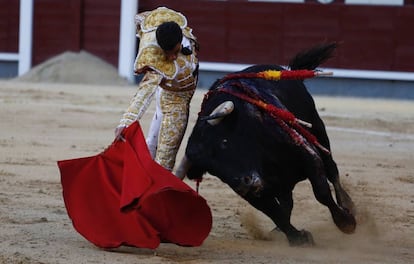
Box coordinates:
[176,43,357,246]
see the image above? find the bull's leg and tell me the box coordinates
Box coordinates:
[278,191,294,220]
[270,191,293,233]
[311,116,356,215]
[306,155,356,234]
[243,194,314,246]
[322,155,356,215]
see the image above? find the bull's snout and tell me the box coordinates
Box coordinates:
[237,171,264,197]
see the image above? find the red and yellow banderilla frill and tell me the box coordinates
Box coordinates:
[220,69,332,83]
[210,68,333,154]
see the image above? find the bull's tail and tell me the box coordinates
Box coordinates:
[289,42,337,70]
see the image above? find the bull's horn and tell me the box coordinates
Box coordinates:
[174,155,192,180]
[200,101,234,126]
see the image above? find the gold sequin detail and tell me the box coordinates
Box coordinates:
[155,89,195,170]
[135,46,177,78]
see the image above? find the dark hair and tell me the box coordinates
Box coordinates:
[156,21,183,51]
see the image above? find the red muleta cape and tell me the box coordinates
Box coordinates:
[58,121,212,249]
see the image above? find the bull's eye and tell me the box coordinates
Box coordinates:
[220,139,228,149]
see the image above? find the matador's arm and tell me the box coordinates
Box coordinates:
[117,71,163,129]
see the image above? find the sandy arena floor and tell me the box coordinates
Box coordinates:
[0,80,413,263]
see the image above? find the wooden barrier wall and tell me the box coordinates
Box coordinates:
[1,1,413,72]
[139,0,414,72]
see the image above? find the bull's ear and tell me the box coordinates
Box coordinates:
[199,101,234,126]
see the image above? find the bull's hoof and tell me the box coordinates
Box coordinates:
[288,230,315,247]
[332,208,357,234]
[337,190,357,216]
